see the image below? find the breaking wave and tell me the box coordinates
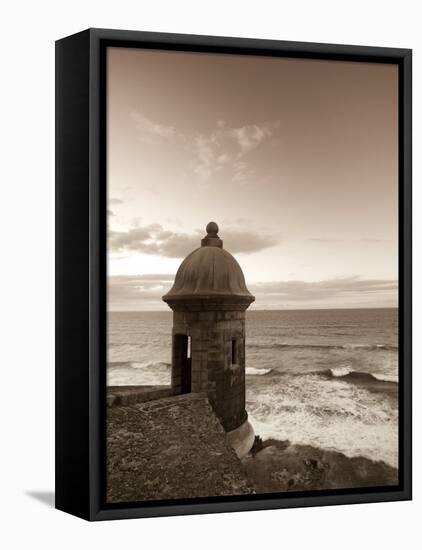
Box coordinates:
[246,371,398,468]
[248,342,398,352]
[320,367,398,384]
[246,367,273,376]
[107,361,170,386]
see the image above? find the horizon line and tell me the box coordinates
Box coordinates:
[108,306,398,313]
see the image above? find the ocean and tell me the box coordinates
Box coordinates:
[107,308,398,468]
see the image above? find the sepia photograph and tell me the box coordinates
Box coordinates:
[105,46,399,503]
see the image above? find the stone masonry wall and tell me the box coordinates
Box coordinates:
[107,393,254,502]
[172,310,247,432]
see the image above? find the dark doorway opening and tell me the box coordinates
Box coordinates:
[173,334,191,394]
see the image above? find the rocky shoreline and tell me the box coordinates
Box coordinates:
[243,437,398,493]
[107,390,398,502]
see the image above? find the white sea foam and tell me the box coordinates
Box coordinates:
[372,372,399,383]
[107,309,399,468]
[330,366,354,377]
[107,361,170,386]
[246,367,272,376]
[329,366,398,383]
[341,343,368,350]
[130,361,170,370]
[246,373,398,468]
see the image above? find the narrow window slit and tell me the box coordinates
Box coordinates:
[187,335,191,358]
[231,339,238,364]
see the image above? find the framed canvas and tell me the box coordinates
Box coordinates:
[55,28,412,521]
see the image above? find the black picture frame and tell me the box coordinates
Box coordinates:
[55,28,412,521]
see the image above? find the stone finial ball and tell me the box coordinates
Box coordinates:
[206,221,219,236]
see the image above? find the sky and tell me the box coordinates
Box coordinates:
[107,47,398,311]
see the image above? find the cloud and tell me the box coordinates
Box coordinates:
[230,124,274,156]
[360,238,392,243]
[108,274,173,310]
[109,224,198,257]
[109,198,123,205]
[308,237,393,244]
[223,230,279,254]
[131,112,177,139]
[307,238,340,243]
[108,274,398,311]
[192,121,277,184]
[249,276,398,307]
[130,111,278,184]
[109,224,279,258]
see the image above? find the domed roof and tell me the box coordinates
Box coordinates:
[162,222,255,306]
